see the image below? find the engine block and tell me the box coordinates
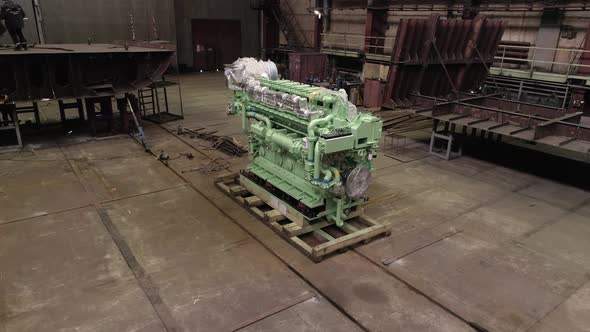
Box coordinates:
[226,59,382,227]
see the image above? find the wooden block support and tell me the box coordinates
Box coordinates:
[215,172,239,183]
[265,210,285,223]
[229,185,248,196]
[245,196,264,207]
[215,172,390,263]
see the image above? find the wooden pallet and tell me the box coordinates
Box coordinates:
[215,173,390,262]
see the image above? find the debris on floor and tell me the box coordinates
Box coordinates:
[379,111,433,133]
[181,157,229,174]
[177,126,247,156]
[157,150,195,165]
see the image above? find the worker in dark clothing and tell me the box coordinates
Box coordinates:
[0,0,27,50]
[0,93,15,126]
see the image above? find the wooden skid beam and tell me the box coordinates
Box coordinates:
[215,173,390,263]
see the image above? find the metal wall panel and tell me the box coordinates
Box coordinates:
[385,15,505,106]
[288,52,328,82]
[363,78,386,108]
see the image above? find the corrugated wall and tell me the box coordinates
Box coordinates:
[291,1,590,58]
[38,0,176,44]
[5,0,258,69]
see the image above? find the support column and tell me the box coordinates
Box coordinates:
[364,1,388,55]
[312,0,324,49]
[462,0,481,19]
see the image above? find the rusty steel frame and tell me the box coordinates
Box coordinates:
[315,2,590,12]
[410,94,590,155]
[0,44,175,102]
[384,15,505,107]
[364,3,388,55]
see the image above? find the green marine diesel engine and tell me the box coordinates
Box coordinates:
[225,58,382,227]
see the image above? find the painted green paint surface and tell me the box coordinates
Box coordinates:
[230,79,382,225]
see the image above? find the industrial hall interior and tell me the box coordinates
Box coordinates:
[2,0,590,331]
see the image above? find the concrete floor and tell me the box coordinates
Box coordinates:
[1,72,590,332]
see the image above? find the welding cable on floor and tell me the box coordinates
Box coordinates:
[126,96,149,152]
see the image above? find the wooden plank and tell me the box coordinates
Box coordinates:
[250,206,265,219]
[215,172,239,183]
[285,220,333,237]
[291,237,313,255]
[358,215,380,227]
[314,229,335,241]
[340,223,359,234]
[269,221,283,231]
[216,182,231,195]
[283,222,301,233]
[312,224,388,257]
[239,176,309,227]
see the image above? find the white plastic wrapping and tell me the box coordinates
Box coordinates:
[225,58,359,121]
[310,87,359,121]
[345,167,371,199]
[225,58,279,90]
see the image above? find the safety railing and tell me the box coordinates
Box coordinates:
[320,33,395,58]
[493,44,590,79]
[321,34,590,82]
